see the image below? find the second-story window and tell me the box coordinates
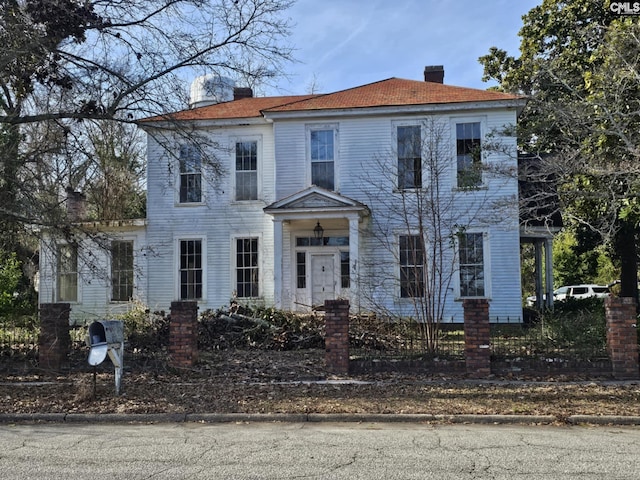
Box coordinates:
[456,122,482,188]
[310,128,335,190]
[235,140,258,201]
[179,144,202,203]
[397,125,422,190]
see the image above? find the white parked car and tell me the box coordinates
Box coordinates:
[526,284,610,307]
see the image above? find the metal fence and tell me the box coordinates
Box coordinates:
[0,316,39,366]
[0,313,614,375]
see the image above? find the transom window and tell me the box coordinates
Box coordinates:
[235,140,258,201]
[459,232,485,297]
[236,238,259,298]
[179,239,202,300]
[399,235,425,298]
[111,240,134,302]
[397,125,422,189]
[310,128,335,190]
[57,244,78,302]
[179,144,202,203]
[456,122,482,188]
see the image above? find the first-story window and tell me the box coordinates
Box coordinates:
[111,240,134,302]
[179,239,202,300]
[459,232,485,297]
[399,235,425,298]
[236,238,259,298]
[57,244,78,302]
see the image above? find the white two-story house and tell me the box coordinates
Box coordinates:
[39,66,527,325]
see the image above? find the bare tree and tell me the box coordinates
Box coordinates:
[1,0,294,233]
[358,118,517,353]
[0,0,294,297]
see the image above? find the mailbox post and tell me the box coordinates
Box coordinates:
[87,320,124,395]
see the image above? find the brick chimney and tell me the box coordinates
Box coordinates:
[424,65,444,84]
[233,87,253,100]
[65,187,86,221]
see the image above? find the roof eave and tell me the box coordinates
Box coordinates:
[138,116,270,130]
[263,99,528,120]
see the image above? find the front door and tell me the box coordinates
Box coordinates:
[311,254,335,307]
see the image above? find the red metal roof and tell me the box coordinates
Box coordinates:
[143,78,524,122]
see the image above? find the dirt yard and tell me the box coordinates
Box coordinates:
[2,349,640,421]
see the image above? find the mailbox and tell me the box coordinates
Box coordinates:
[87,320,124,395]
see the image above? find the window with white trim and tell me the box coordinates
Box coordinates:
[309,127,336,190]
[456,122,482,188]
[179,239,203,300]
[179,144,202,203]
[57,244,78,302]
[399,235,425,298]
[459,232,485,297]
[236,238,259,298]
[397,125,422,190]
[111,240,134,302]
[235,140,258,201]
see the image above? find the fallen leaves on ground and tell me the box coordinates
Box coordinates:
[2,349,640,420]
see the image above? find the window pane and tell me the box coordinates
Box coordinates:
[311,161,334,190]
[310,130,334,160]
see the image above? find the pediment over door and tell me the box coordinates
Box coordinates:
[264,186,370,217]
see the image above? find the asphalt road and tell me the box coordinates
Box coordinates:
[1,422,639,479]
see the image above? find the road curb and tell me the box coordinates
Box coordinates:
[567,415,640,425]
[1,412,628,425]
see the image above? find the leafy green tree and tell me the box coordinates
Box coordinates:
[0,250,22,316]
[480,0,640,300]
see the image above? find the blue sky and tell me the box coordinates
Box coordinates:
[271,0,541,95]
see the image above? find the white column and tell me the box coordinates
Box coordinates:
[348,215,359,312]
[534,240,543,310]
[273,219,283,308]
[544,237,554,309]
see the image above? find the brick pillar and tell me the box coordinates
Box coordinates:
[169,301,198,368]
[605,297,638,379]
[38,303,71,371]
[325,299,350,375]
[463,298,491,378]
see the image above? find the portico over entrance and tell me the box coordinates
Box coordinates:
[264,186,370,311]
